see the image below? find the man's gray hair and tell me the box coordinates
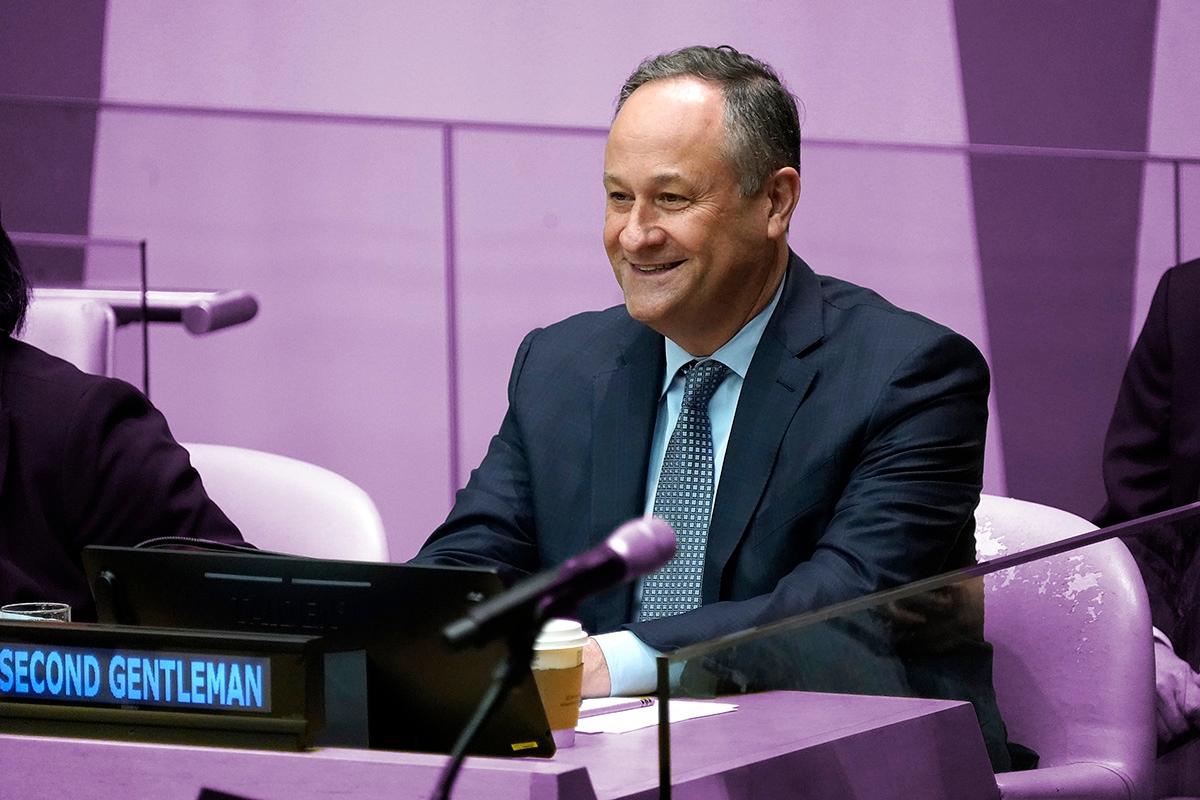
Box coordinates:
[616,45,801,196]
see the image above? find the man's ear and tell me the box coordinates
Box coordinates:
[764,167,801,239]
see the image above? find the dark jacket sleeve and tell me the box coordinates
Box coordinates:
[413,329,542,582]
[60,377,244,554]
[1,345,244,619]
[1096,268,1175,528]
[1097,263,1200,648]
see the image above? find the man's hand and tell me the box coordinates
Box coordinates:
[582,637,611,698]
[1154,640,1200,744]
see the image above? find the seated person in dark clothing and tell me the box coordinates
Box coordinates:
[0,214,245,621]
[1096,258,1200,745]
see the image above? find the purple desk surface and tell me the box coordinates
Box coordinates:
[0,691,998,800]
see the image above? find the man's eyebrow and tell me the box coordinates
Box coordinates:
[602,171,688,187]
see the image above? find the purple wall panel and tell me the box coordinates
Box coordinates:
[1187,165,1200,259]
[1130,160,1199,348]
[96,1,969,144]
[1110,3,1197,347]
[955,2,1158,151]
[1132,162,1184,345]
[970,156,1144,513]
[0,106,98,284]
[452,128,622,488]
[0,0,106,283]
[89,110,451,558]
[0,0,105,97]
[790,145,1006,494]
[955,0,1159,517]
[1147,1,1200,156]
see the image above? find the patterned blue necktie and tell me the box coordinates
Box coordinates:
[638,359,732,622]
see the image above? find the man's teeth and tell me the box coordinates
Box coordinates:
[636,261,682,273]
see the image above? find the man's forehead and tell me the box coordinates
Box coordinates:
[615,76,722,124]
[602,170,689,187]
[607,81,725,157]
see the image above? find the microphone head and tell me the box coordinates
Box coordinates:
[606,516,676,578]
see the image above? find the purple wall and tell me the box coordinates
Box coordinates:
[2,1,1198,557]
[955,0,1159,517]
[0,0,106,283]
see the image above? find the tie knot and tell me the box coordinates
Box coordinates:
[681,359,731,409]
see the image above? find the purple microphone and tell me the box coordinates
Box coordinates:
[442,517,677,649]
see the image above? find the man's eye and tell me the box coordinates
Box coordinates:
[660,194,687,205]
[608,192,631,203]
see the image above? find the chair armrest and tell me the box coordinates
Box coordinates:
[996,762,1139,800]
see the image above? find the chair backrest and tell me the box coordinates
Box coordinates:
[183,442,389,563]
[978,494,1156,799]
[17,293,117,377]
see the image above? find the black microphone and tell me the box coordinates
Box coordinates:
[443,516,676,649]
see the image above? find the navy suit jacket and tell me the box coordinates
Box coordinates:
[1097,258,1200,669]
[418,252,990,650]
[0,337,243,620]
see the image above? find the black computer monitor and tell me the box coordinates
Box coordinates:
[80,544,554,757]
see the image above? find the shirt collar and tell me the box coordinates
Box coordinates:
[660,274,786,396]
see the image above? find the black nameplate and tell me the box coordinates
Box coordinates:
[0,621,324,751]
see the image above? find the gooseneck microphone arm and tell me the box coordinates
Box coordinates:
[442,548,619,651]
[442,516,677,652]
[430,517,676,800]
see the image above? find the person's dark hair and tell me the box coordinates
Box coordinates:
[616,45,801,196]
[0,209,32,336]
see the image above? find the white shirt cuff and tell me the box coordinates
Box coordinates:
[592,630,662,696]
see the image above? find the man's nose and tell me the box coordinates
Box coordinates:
[619,203,665,252]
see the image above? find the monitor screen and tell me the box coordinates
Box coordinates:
[81,544,554,757]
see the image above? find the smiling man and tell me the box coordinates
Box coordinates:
[603,74,790,358]
[416,46,1016,771]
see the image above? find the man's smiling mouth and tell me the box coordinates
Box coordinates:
[633,260,685,273]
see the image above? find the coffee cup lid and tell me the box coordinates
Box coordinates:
[534,617,589,649]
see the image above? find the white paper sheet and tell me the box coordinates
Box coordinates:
[575,699,738,734]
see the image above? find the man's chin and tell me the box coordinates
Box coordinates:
[623,298,662,323]
[622,301,678,339]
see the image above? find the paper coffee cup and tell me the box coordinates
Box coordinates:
[531,618,589,748]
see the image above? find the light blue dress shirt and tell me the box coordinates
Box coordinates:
[594,278,785,695]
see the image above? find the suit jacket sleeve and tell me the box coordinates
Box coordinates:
[1,341,244,619]
[60,377,244,557]
[1098,265,1197,645]
[1097,268,1174,527]
[415,329,543,582]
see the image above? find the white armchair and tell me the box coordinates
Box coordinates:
[183,442,389,563]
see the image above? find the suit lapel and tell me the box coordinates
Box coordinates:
[704,254,824,601]
[588,323,663,629]
[590,324,664,530]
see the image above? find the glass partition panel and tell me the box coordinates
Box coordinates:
[653,500,1200,798]
[9,231,144,291]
